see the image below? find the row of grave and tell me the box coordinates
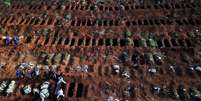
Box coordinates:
[23,51,201,79]
[1,63,201,99]
[9,50,201,79]
[12,61,136,100]
[2,79,199,100]
[151,83,201,100]
[31,51,164,66]
[0,16,54,26]
[98,64,201,81]
[71,18,201,26]
[8,2,201,12]
[2,14,201,27]
[26,36,195,48]
[0,80,86,98]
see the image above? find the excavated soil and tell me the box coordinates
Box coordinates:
[0,0,201,101]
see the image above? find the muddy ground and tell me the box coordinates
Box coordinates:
[0,0,201,101]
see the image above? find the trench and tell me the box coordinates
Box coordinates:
[126,21,131,27]
[24,17,30,24]
[65,5,70,10]
[70,38,75,46]
[165,4,171,9]
[23,36,197,48]
[104,66,110,76]
[120,39,127,46]
[125,6,129,10]
[149,19,154,25]
[99,5,103,11]
[105,39,111,46]
[34,18,40,25]
[175,4,181,9]
[68,18,201,27]
[98,39,104,46]
[47,17,53,25]
[40,19,46,25]
[9,17,15,24]
[78,38,84,46]
[132,21,137,26]
[64,38,69,45]
[87,19,91,26]
[138,20,142,25]
[34,37,40,44]
[68,82,75,97]
[176,20,183,25]
[98,20,102,26]
[154,19,160,25]
[30,18,35,25]
[85,38,90,46]
[178,39,185,47]
[195,19,201,25]
[132,54,139,64]
[82,20,86,26]
[140,54,145,65]
[144,20,149,25]
[76,20,81,26]
[160,19,165,25]
[109,20,113,26]
[171,39,178,46]
[92,39,96,46]
[51,37,57,45]
[183,19,189,25]
[71,20,75,26]
[80,6,84,10]
[76,83,84,97]
[113,39,118,46]
[188,19,195,25]
[185,39,192,47]
[44,37,49,45]
[164,39,171,47]
[25,36,32,43]
[103,20,107,26]
[134,39,139,47]
[19,18,25,24]
[57,37,63,45]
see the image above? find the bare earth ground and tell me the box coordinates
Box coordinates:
[0,0,201,101]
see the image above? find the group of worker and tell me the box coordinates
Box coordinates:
[2,35,21,46]
[43,67,66,101]
[16,63,40,79]
[38,70,66,101]
[54,76,66,101]
[16,63,66,101]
